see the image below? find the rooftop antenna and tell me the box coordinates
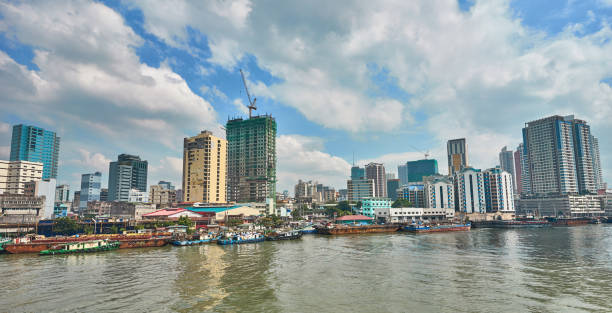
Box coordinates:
[240,69,257,118]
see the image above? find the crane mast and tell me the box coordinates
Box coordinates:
[240,69,257,118]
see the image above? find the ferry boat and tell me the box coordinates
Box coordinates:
[265,231,302,241]
[217,232,265,245]
[40,239,119,255]
[403,222,471,233]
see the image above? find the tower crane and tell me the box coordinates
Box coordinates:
[240,69,257,118]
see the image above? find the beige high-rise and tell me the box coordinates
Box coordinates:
[183,131,227,204]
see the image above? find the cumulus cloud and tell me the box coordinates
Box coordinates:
[72,149,111,172]
[276,135,351,192]
[149,156,183,188]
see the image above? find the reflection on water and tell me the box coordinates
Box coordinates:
[1,226,612,312]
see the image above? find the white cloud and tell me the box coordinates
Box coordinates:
[276,135,351,192]
[72,149,111,172]
[232,98,250,115]
[0,146,8,159]
[149,156,183,188]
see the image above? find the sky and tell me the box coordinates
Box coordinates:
[0,0,611,196]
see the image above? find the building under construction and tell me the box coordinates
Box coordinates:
[226,115,277,205]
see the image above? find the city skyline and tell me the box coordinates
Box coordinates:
[0,1,611,194]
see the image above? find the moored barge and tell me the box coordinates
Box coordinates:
[315,224,400,235]
[40,240,119,255]
[403,223,471,233]
[471,220,551,228]
[4,234,170,254]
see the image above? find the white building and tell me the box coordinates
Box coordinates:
[483,167,515,213]
[454,167,486,213]
[24,179,57,219]
[128,188,149,203]
[375,207,454,223]
[424,175,455,209]
[518,195,604,217]
[0,160,43,194]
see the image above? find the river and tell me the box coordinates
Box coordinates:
[1,225,612,312]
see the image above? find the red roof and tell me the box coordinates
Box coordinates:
[143,208,193,217]
[336,214,373,221]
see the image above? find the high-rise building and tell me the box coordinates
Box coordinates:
[80,172,101,209]
[226,115,276,205]
[183,130,227,204]
[386,173,396,180]
[513,146,524,195]
[10,124,60,180]
[454,167,486,213]
[406,159,438,183]
[591,135,604,190]
[55,184,70,203]
[386,179,400,201]
[365,163,387,197]
[483,167,515,212]
[158,181,175,190]
[423,175,455,209]
[99,188,108,201]
[294,180,317,202]
[108,154,148,202]
[0,160,43,194]
[499,146,516,193]
[351,166,365,180]
[398,164,408,186]
[522,115,597,196]
[447,138,468,175]
[347,178,374,202]
[72,191,80,211]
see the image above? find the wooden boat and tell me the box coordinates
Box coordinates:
[265,231,302,241]
[315,224,400,235]
[403,223,471,233]
[40,240,119,255]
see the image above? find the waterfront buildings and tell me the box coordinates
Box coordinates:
[454,167,486,213]
[10,124,60,179]
[0,160,43,194]
[55,184,70,203]
[375,207,454,224]
[423,175,455,210]
[522,115,599,195]
[0,194,45,223]
[294,179,317,204]
[149,184,177,207]
[226,115,277,207]
[398,164,408,186]
[483,167,515,213]
[386,179,400,201]
[347,178,375,202]
[499,146,516,192]
[405,159,438,183]
[514,144,525,195]
[398,183,426,208]
[447,138,468,175]
[109,202,157,220]
[517,195,603,217]
[79,172,101,209]
[361,197,392,217]
[128,189,149,203]
[182,130,227,204]
[23,178,56,219]
[108,154,148,202]
[365,162,387,197]
[591,136,604,190]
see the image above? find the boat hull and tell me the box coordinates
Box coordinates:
[217,237,265,245]
[403,223,471,233]
[171,239,212,246]
[118,238,169,249]
[40,242,120,255]
[471,221,551,228]
[5,235,170,254]
[315,224,400,235]
[265,234,302,241]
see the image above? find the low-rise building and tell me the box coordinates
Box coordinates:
[85,201,112,217]
[0,194,45,223]
[110,202,157,220]
[149,184,177,207]
[360,197,392,217]
[375,207,454,223]
[128,189,149,203]
[517,195,604,217]
[335,214,373,225]
[0,160,43,194]
[189,205,262,224]
[603,194,612,216]
[54,202,72,218]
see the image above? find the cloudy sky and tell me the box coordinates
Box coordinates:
[0,0,611,195]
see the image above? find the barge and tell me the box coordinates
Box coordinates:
[4,234,170,254]
[471,220,551,228]
[315,224,400,235]
[403,223,471,233]
[40,240,119,255]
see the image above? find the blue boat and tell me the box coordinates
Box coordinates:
[172,238,212,246]
[217,233,265,245]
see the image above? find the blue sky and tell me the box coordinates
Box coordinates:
[0,0,611,194]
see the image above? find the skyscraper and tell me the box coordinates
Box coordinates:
[347,178,374,202]
[483,167,515,212]
[522,115,597,195]
[513,146,523,195]
[182,130,227,204]
[10,124,60,179]
[591,135,604,190]
[454,167,486,213]
[365,162,387,197]
[447,138,468,175]
[108,154,148,201]
[398,164,408,186]
[351,166,365,180]
[80,172,101,209]
[226,115,276,204]
[499,146,516,192]
[406,159,438,182]
[386,179,400,201]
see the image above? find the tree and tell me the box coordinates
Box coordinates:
[53,217,80,235]
[226,218,242,227]
[109,225,119,234]
[336,201,350,211]
[392,199,412,208]
[177,216,193,227]
[356,201,362,209]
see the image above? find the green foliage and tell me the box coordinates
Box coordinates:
[392,199,412,208]
[226,218,242,227]
[291,209,303,220]
[109,225,119,234]
[336,201,351,211]
[177,216,193,227]
[53,217,80,235]
[82,225,94,235]
[259,215,283,228]
[324,206,351,218]
[135,225,145,230]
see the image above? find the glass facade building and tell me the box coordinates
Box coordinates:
[406,159,438,183]
[108,154,148,201]
[10,124,60,180]
[80,172,101,209]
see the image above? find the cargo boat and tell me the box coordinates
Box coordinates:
[265,231,302,241]
[315,224,400,235]
[217,232,265,245]
[546,217,591,227]
[471,220,551,228]
[40,240,119,255]
[4,234,170,254]
[403,223,471,233]
[172,234,216,246]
